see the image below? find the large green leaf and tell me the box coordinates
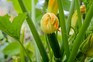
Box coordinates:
[0,14,26,40]
[3,42,20,56]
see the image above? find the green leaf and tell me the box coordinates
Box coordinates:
[3,41,20,56]
[0,14,26,40]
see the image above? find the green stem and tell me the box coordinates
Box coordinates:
[57,0,70,59]
[47,33,61,62]
[31,0,41,62]
[18,0,49,62]
[19,41,32,62]
[60,41,64,60]
[20,44,25,62]
[67,2,93,62]
[45,35,52,62]
[33,41,41,62]
[79,55,86,62]
[76,52,86,62]
[20,29,25,62]
[75,0,82,28]
[66,0,75,35]
[31,0,35,24]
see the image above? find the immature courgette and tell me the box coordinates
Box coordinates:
[40,12,62,62]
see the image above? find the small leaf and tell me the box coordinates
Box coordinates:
[0,14,26,40]
[3,41,20,56]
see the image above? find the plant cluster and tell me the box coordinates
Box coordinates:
[0,0,93,62]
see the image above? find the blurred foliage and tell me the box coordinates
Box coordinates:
[3,41,20,56]
[82,0,93,11]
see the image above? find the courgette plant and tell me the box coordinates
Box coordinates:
[0,0,93,62]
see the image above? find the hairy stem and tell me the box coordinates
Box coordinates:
[68,2,93,62]
[18,0,49,62]
[57,0,70,59]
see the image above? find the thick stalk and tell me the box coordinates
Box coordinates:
[57,0,70,59]
[18,0,49,62]
[67,2,93,62]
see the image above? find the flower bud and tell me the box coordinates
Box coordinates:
[71,10,78,28]
[71,5,86,28]
[86,34,93,57]
[80,34,93,57]
[80,5,86,14]
[40,13,59,34]
[48,0,58,15]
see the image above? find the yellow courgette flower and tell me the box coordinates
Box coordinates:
[40,13,59,34]
[80,5,86,14]
[80,34,93,57]
[71,5,86,28]
[86,35,93,57]
[48,0,58,15]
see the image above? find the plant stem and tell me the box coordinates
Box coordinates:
[20,44,25,62]
[66,0,75,35]
[19,41,32,62]
[75,0,82,28]
[60,41,64,60]
[79,55,86,62]
[31,0,41,62]
[57,0,70,59]
[31,0,35,24]
[18,0,49,62]
[67,2,93,62]
[45,35,52,62]
[20,29,25,62]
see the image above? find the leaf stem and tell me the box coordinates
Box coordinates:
[67,2,93,62]
[57,0,70,59]
[31,0,41,62]
[20,29,25,62]
[75,0,82,28]
[66,0,75,34]
[18,0,49,62]
[45,35,52,62]
[19,41,32,62]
